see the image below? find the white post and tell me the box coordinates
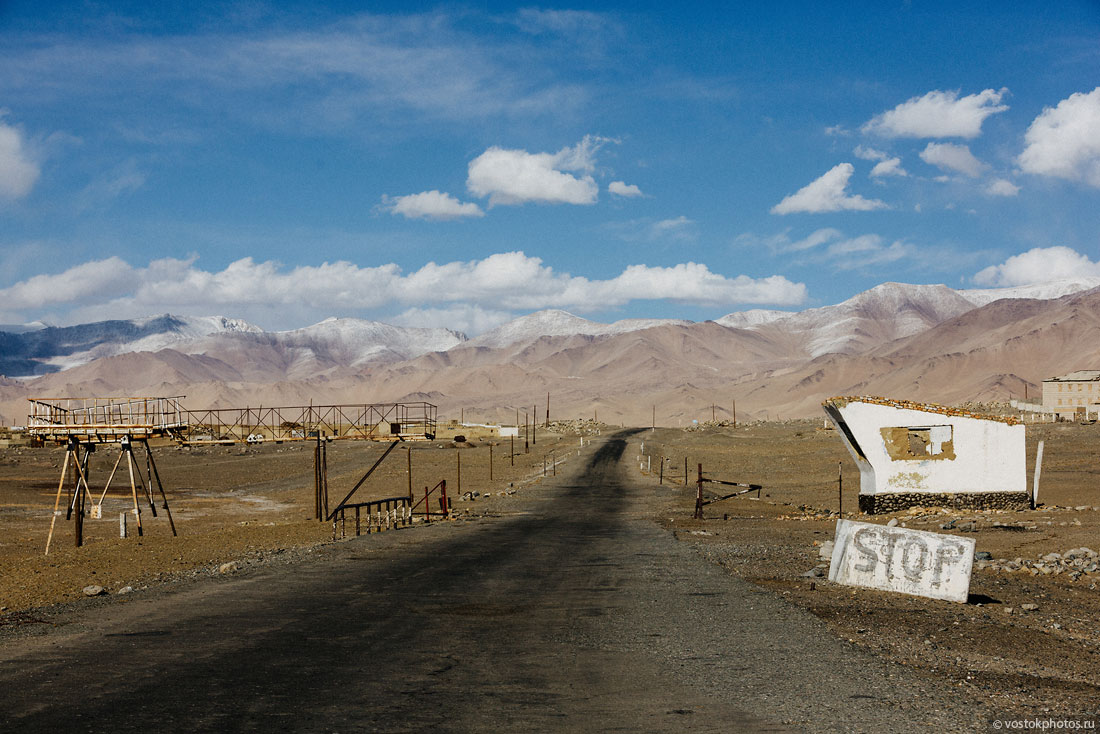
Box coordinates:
[648,455,651,472]
[1033,440,1045,507]
[119,511,127,538]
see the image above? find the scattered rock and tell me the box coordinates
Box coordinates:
[801,567,825,578]
[117,586,133,595]
[975,551,993,561]
[886,518,898,528]
[1021,603,1039,611]
[82,585,106,597]
[218,562,240,574]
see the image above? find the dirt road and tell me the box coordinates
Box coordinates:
[0,433,991,732]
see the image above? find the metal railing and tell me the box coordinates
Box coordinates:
[181,402,436,444]
[27,397,187,440]
[27,398,437,444]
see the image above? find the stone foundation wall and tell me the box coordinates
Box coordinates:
[858,491,1031,514]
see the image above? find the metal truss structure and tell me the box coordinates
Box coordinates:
[28,397,188,442]
[27,397,437,444]
[177,402,436,444]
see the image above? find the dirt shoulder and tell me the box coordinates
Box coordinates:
[0,423,594,616]
[631,422,1100,721]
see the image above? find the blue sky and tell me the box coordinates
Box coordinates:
[1,1,1099,333]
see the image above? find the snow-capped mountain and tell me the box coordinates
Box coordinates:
[467,309,691,350]
[7,276,1100,382]
[0,314,262,376]
[182,318,468,373]
[958,278,1100,307]
[7,277,1100,426]
[0,321,47,334]
[717,283,977,357]
[714,309,791,329]
[280,318,466,364]
[0,314,467,379]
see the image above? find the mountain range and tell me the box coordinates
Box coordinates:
[3,277,1100,427]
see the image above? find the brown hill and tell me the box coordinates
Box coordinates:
[4,289,1100,428]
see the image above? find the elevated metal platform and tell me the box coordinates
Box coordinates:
[27,397,187,443]
[28,397,437,444]
[179,402,436,444]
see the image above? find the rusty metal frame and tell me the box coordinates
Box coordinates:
[178,402,436,444]
[27,397,437,444]
[27,396,187,442]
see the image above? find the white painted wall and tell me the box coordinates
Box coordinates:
[824,400,1025,497]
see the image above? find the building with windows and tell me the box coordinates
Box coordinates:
[1042,370,1100,419]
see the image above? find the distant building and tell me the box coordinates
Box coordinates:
[1042,370,1100,419]
[823,396,1029,513]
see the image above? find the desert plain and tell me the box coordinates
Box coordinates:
[1,413,1098,722]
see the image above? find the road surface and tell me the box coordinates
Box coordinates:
[0,432,984,732]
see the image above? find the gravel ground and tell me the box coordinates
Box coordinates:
[2,420,1098,727]
[630,423,1100,723]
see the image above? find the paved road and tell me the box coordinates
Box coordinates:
[0,433,984,732]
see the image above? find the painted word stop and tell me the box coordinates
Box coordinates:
[828,519,975,603]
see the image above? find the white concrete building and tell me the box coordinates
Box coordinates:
[1042,370,1100,419]
[822,396,1029,513]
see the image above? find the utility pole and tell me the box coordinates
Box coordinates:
[532,405,537,445]
[546,392,550,427]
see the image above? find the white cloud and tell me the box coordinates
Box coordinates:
[919,142,985,178]
[466,136,604,206]
[76,160,145,211]
[854,145,887,161]
[766,227,843,252]
[827,234,883,255]
[0,14,589,134]
[651,216,694,236]
[1018,87,1100,187]
[514,8,612,36]
[863,88,1008,139]
[0,256,136,308]
[827,236,914,269]
[0,118,40,199]
[0,252,808,325]
[986,178,1020,197]
[771,163,888,214]
[605,216,696,242]
[854,146,907,176]
[381,190,484,220]
[973,246,1100,287]
[870,158,907,178]
[608,180,643,197]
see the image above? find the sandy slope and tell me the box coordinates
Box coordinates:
[4,287,1100,426]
